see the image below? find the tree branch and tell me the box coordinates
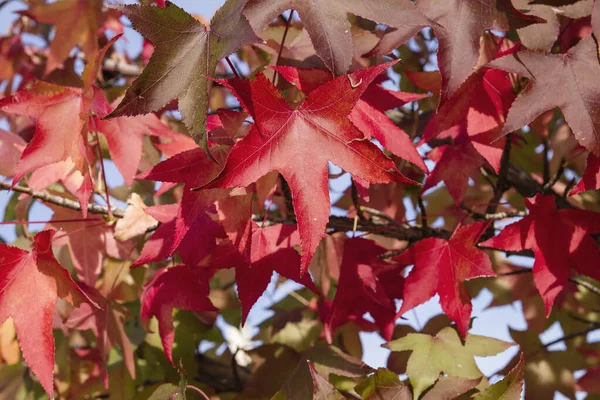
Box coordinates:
[0,182,126,218]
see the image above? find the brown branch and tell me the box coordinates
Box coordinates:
[542,324,600,349]
[0,182,126,218]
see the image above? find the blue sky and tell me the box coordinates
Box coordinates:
[0,2,591,398]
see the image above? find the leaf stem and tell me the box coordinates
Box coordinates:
[90,118,113,217]
[186,385,210,400]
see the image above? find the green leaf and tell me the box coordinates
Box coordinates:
[108,0,260,154]
[148,383,180,400]
[475,353,524,400]
[386,327,514,399]
[354,368,411,400]
[308,361,345,400]
[421,376,482,400]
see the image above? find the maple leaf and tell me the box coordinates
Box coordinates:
[367,0,542,103]
[421,376,483,400]
[325,238,403,343]
[0,82,96,206]
[422,142,489,206]
[47,207,115,286]
[133,145,231,268]
[202,63,415,271]
[0,129,25,177]
[95,110,182,185]
[65,284,135,387]
[394,222,495,337]
[271,65,429,172]
[385,326,514,399]
[0,35,148,212]
[0,230,95,398]
[421,41,517,166]
[213,222,319,324]
[308,361,344,400]
[500,327,584,399]
[354,368,413,400]
[21,0,102,74]
[395,222,495,338]
[107,1,260,153]
[480,194,600,315]
[489,35,600,156]
[242,0,429,76]
[570,153,600,195]
[474,353,524,399]
[141,264,218,365]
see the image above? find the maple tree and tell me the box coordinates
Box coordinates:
[3,0,600,399]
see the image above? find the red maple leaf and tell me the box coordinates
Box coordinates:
[0,230,95,398]
[420,42,517,204]
[395,222,495,338]
[272,65,429,173]
[65,284,136,387]
[133,145,232,268]
[480,194,600,314]
[202,63,415,272]
[489,35,600,156]
[325,238,404,342]
[141,265,217,365]
[570,153,600,195]
[213,221,319,324]
[243,0,429,76]
[21,0,102,74]
[367,0,541,104]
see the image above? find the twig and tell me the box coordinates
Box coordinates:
[570,276,600,298]
[0,181,125,218]
[497,269,532,276]
[486,135,512,215]
[225,56,240,78]
[542,138,550,187]
[351,179,366,220]
[417,195,428,231]
[542,324,600,349]
[543,158,566,192]
[273,9,294,85]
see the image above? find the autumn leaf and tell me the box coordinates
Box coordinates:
[501,327,584,399]
[21,0,102,74]
[272,65,428,172]
[367,0,542,103]
[308,361,344,400]
[480,194,600,315]
[0,129,25,177]
[325,238,404,342]
[242,0,429,76]
[474,353,524,399]
[421,376,482,400]
[202,62,415,271]
[65,284,136,387]
[107,1,261,153]
[395,222,495,338]
[386,326,514,399]
[141,264,218,364]
[0,230,95,398]
[212,222,319,324]
[354,368,412,400]
[47,207,118,286]
[489,35,600,156]
[114,193,158,241]
[570,153,600,195]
